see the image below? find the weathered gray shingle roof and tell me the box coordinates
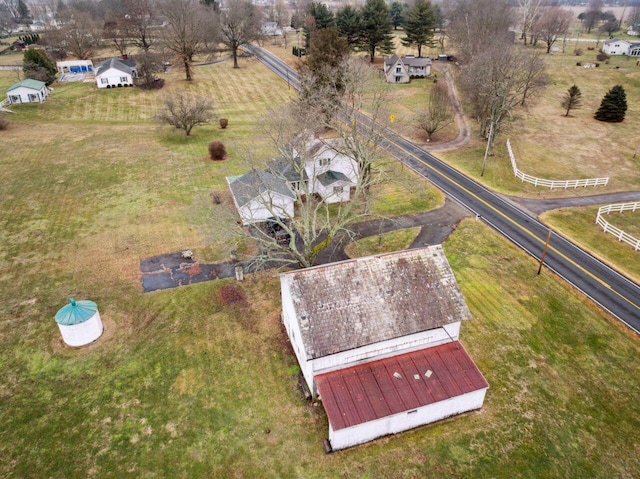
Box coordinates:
[281,245,472,359]
[266,157,308,183]
[316,170,351,186]
[227,169,294,207]
[96,57,137,77]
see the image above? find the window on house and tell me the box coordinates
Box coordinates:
[101,78,108,84]
[28,94,38,101]
[396,67,402,73]
[10,95,19,103]
[318,158,331,167]
[120,76,128,82]
[333,186,343,195]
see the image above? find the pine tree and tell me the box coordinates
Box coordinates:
[336,5,361,49]
[359,0,394,62]
[23,49,56,85]
[594,85,627,122]
[401,0,437,58]
[561,84,582,117]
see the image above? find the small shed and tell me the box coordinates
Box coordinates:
[6,79,49,104]
[54,297,103,347]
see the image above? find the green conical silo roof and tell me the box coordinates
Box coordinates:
[55,297,98,326]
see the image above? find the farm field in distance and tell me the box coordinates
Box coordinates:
[1,42,640,478]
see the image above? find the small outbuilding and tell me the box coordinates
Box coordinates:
[95,57,137,88]
[54,297,104,347]
[6,79,49,104]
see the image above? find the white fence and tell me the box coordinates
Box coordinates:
[506,139,609,189]
[596,202,640,251]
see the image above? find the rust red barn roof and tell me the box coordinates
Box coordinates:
[315,341,488,431]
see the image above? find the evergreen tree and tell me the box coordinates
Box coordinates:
[23,48,56,85]
[561,84,582,117]
[303,2,334,47]
[336,5,361,49]
[401,0,437,57]
[390,2,405,30]
[18,0,30,20]
[359,0,394,62]
[594,85,627,122]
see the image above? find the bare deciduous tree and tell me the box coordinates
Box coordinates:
[517,0,546,45]
[229,59,391,268]
[157,93,214,135]
[44,7,100,60]
[415,81,454,141]
[218,0,262,68]
[461,44,547,154]
[533,6,574,54]
[445,0,515,63]
[160,0,213,81]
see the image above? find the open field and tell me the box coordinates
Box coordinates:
[2,43,640,478]
[542,205,640,284]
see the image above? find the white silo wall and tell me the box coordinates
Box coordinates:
[58,311,103,347]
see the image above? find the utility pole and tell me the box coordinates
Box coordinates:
[538,229,552,275]
[481,120,494,177]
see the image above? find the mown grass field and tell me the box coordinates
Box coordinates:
[2,46,640,478]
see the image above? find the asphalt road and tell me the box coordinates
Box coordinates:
[248,46,640,333]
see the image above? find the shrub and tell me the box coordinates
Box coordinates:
[219,118,228,129]
[208,141,227,161]
[596,52,610,61]
[219,285,246,306]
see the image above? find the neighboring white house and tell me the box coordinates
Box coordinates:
[383,54,432,84]
[280,246,489,451]
[261,21,283,37]
[5,79,49,104]
[226,170,296,225]
[95,57,137,88]
[56,60,94,74]
[601,38,640,55]
[228,136,360,224]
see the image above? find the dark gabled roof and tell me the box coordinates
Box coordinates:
[96,57,137,77]
[403,56,432,67]
[227,169,294,207]
[384,53,400,68]
[316,341,489,431]
[281,245,472,360]
[316,170,351,186]
[266,156,309,183]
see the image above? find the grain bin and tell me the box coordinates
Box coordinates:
[55,297,103,347]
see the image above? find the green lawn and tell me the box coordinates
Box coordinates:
[1,47,640,479]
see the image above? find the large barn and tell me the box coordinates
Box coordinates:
[280,246,488,451]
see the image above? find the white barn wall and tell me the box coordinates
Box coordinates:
[329,387,488,450]
[281,280,315,390]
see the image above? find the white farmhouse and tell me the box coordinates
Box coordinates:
[5,79,49,104]
[383,54,432,84]
[602,38,640,56]
[280,245,489,451]
[95,57,137,88]
[228,136,360,224]
[226,170,295,225]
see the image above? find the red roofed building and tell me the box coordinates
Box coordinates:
[280,245,488,451]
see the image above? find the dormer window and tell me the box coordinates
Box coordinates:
[319,158,331,167]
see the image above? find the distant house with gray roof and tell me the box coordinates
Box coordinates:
[280,245,488,451]
[383,54,432,84]
[95,57,137,88]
